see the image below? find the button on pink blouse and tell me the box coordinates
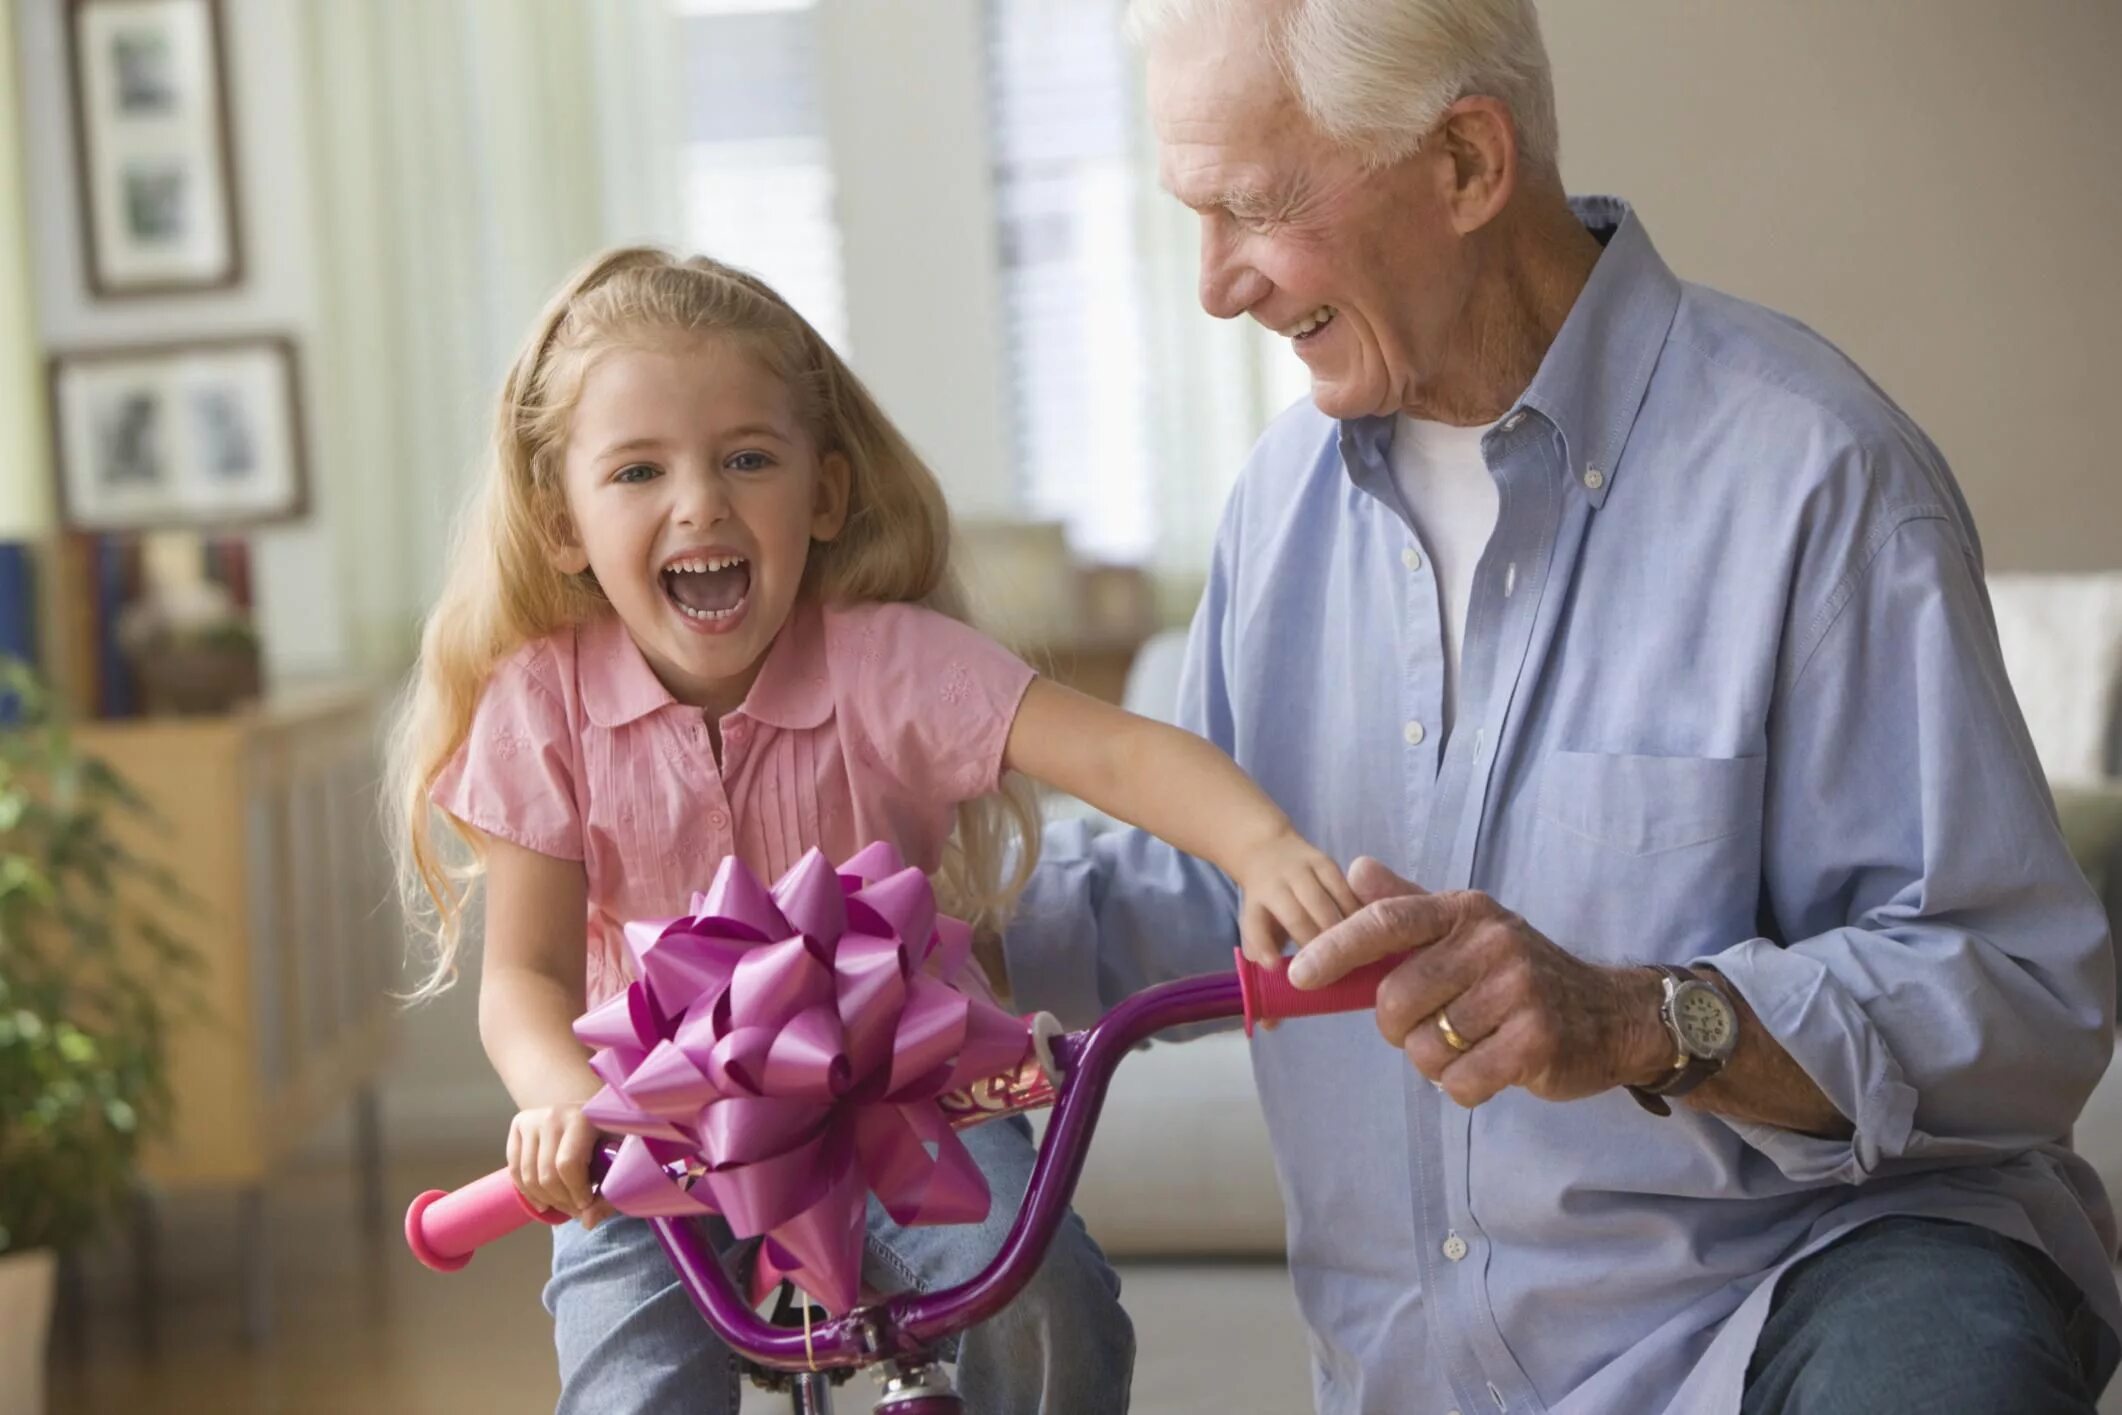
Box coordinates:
[433,599,1035,1006]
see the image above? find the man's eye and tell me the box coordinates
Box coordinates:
[727,451,774,473]
[614,463,659,484]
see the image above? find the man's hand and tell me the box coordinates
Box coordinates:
[1287,857,1673,1108]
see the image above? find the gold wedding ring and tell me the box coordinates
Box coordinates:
[1435,1010,1472,1053]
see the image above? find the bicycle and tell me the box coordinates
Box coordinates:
[406,887,1392,1412]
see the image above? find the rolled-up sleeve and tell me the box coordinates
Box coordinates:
[1004,500,1247,1030]
[1702,509,2114,1184]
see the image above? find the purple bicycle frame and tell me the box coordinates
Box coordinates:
[404,947,1394,1409]
[642,969,1246,1373]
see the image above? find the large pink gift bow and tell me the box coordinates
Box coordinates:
[573,844,1033,1316]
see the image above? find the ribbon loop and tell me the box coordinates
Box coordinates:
[585,850,1033,1314]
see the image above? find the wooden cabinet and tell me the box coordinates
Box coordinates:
[70,685,395,1338]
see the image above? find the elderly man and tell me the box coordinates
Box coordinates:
[997,1,2121,1411]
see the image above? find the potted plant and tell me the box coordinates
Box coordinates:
[0,659,194,1414]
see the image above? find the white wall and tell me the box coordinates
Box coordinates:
[15,0,352,681]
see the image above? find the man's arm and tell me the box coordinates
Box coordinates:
[1618,964,1852,1138]
[1292,511,2109,1169]
[1288,865,1851,1136]
[1687,510,2111,1179]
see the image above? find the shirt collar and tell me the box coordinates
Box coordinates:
[739,598,834,730]
[1339,195,1682,510]
[1514,196,1682,507]
[577,600,834,730]
[579,612,675,728]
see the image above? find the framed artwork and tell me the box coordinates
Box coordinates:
[48,336,309,532]
[64,0,243,296]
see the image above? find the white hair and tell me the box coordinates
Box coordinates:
[1126,0,1559,175]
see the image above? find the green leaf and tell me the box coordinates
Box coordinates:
[0,652,201,1251]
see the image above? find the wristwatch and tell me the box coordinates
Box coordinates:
[1627,965,1738,1117]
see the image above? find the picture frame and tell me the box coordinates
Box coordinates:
[48,336,309,533]
[64,0,243,297]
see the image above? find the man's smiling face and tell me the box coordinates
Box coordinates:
[1149,21,1482,421]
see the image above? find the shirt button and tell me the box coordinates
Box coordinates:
[1403,719,1426,747]
[1583,466,1606,491]
[707,810,731,833]
[1503,562,1517,598]
[1401,546,1422,571]
[1442,1231,1469,1262]
[1472,727,1486,758]
[1501,410,1524,432]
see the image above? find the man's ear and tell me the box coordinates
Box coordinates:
[1438,96,1517,236]
[812,451,852,543]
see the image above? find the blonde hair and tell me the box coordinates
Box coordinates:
[1126,0,1558,175]
[386,247,1041,1000]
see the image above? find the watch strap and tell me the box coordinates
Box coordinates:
[1626,966,1725,1117]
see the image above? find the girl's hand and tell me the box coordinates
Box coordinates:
[507,1103,616,1229]
[1235,831,1362,970]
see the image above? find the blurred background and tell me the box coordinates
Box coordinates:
[2,2,2120,1412]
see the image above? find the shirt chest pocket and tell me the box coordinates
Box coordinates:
[1520,750,1767,961]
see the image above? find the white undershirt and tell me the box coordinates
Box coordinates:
[1388,414,1501,738]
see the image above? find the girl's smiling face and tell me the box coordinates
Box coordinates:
[554,335,849,716]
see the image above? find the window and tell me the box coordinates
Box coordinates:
[674,0,848,351]
[985,0,1156,563]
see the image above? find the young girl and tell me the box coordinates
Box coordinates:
[389,248,1356,1415]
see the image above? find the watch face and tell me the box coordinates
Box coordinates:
[1674,983,1736,1056]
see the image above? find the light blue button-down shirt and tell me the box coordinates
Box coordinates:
[1005,198,2120,1413]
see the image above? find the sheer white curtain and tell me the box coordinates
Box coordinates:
[0,11,50,542]
[295,0,686,671]
[292,0,1296,664]
[984,0,1302,601]
[672,0,847,351]
[1118,28,1309,609]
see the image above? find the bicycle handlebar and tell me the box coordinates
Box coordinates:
[405,1163,566,1272]
[406,948,1396,1367]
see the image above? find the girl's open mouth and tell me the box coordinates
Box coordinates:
[662,555,750,626]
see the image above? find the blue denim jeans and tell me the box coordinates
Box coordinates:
[1743,1216,2115,1415]
[543,1117,1134,1413]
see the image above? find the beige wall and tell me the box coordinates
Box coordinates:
[1545,2,2122,572]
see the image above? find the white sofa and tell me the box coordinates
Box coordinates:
[1031,630,1289,1256]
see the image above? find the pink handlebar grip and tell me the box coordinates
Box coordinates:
[1234,948,1397,1036]
[405,1166,566,1273]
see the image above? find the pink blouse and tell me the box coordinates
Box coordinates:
[433,599,1036,1006]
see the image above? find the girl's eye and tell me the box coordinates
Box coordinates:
[613,463,659,484]
[726,450,774,473]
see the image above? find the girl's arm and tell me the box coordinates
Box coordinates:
[1004,677,1359,967]
[477,834,611,1225]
